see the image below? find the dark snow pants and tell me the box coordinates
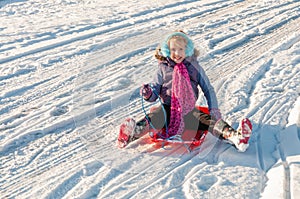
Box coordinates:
[146,104,215,132]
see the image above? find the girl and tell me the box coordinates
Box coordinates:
[117,31,252,152]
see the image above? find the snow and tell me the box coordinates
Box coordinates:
[0,0,299,198]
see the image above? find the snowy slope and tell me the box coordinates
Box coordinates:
[0,0,300,198]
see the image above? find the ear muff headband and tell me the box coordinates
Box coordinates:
[160,32,194,57]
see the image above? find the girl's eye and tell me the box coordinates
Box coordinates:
[171,48,183,51]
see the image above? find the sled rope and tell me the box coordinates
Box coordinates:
[141,84,169,138]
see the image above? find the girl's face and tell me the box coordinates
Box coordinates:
[169,37,186,63]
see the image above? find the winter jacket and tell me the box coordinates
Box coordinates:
[147,56,219,110]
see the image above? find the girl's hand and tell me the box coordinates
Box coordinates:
[140,84,152,100]
[210,108,222,120]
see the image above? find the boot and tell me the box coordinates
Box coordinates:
[134,118,150,137]
[117,117,149,148]
[213,118,252,152]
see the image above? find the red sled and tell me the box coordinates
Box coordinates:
[117,106,210,150]
[148,106,210,148]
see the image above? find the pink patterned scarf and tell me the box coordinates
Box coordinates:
[168,63,196,136]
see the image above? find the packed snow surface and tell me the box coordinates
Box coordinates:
[0,0,300,198]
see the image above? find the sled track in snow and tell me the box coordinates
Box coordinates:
[219,29,299,199]
[71,0,300,197]
[97,135,224,198]
[0,0,244,65]
[205,0,300,177]
[206,2,300,80]
[279,147,291,199]
[1,0,300,198]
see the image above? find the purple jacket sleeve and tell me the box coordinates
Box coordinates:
[193,59,219,110]
[145,65,163,102]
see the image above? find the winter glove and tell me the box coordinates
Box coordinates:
[140,84,152,100]
[210,108,222,120]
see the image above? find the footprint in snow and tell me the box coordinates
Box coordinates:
[50,105,69,116]
[196,175,218,191]
[106,77,131,92]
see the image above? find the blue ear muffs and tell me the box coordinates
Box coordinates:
[160,32,194,57]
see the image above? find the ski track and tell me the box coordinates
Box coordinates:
[1,0,300,198]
